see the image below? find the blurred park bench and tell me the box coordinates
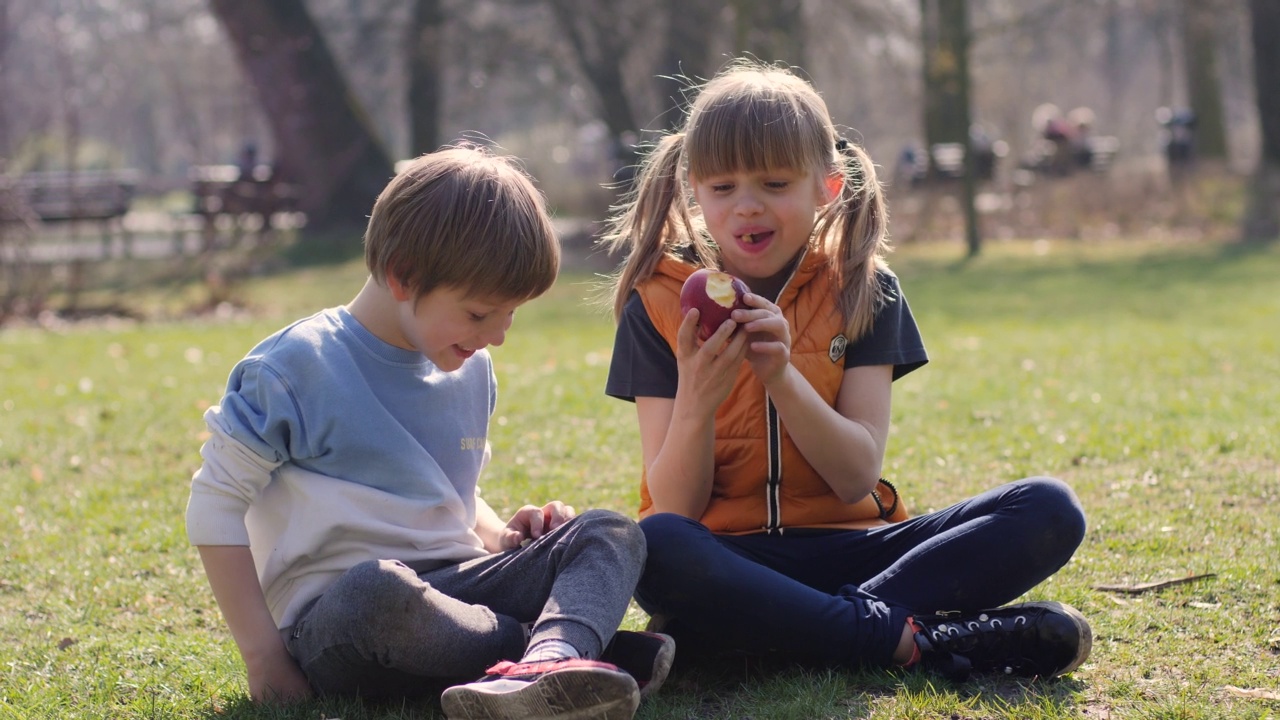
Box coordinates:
[896,141,1007,187]
[189,164,300,239]
[895,134,1119,191]
[0,165,302,267]
[0,169,141,264]
[0,169,139,226]
[1017,134,1121,182]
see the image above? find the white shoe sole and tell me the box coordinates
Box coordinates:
[639,633,675,699]
[1027,601,1093,677]
[441,667,640,720]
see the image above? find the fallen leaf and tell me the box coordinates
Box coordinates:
[57,637,76,650]
[1094,573,1216,595]
[1222,685,1280,700]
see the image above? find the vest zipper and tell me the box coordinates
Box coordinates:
[765,395,782,533]
[761,248,809,534]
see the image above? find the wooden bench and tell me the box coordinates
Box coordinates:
[897,142,1005,186]
[1018,135,1120,180]
[1,170,142,262]
[0,169,139,224]
[189,164,300,237]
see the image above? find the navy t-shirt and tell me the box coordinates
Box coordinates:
[606,270,929,401]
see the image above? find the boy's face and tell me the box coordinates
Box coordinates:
[393,284,523,371]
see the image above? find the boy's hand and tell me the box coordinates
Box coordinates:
[245,647,312,704]
[196,545,312,705]
[500,501,576,550]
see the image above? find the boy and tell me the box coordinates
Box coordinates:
[185,145,671,720]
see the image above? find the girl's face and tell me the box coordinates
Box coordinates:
[690,166,837,294]
[391,284,522,372]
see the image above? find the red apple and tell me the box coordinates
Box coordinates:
[680,268,750,340]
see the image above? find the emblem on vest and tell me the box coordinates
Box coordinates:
[828,334,848,363]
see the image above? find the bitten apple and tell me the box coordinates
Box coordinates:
[680,268,750,340]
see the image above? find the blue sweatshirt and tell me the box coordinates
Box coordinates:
[186,306,493,627]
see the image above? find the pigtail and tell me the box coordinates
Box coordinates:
[818,139,891,341]
[600,133,701,321]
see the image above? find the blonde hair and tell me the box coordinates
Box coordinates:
[365,144,560,302]
[600,60,891,340]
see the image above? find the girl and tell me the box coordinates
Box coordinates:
[600,60,1091,681]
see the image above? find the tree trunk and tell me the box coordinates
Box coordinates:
[731,0,805,67]
[408,0,444,156]
[1103,0,1124,133]
[546,0,640,146]
[208,0,394,231]
[773,0,806,68]
[921,0,969,149]
[1243,0,1280,241]
[1181,0,1228,160]
[658,0,718,130]
[920,0,980,256]
[0,0,9,160]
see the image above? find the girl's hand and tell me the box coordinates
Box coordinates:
[500,501,576,550]
[675,307,749,420]
[733,294,792,386]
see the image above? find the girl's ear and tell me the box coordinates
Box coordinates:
[822,172,844,204]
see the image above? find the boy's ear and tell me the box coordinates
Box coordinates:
[386,271,413,302]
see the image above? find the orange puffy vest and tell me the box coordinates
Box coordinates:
[635,253,909,534]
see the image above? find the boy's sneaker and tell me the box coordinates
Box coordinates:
[911,601,1092,681]
[600,630,675,699]
[440,658,639,720]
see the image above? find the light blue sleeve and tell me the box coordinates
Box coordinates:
[217,358,311,464]
[488,353,498,418]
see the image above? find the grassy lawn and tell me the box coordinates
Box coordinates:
[1,237,1277,719]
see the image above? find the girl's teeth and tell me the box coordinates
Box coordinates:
[744,233,755,244]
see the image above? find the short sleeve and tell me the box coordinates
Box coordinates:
[605,292,679,401]
[217,359,308,463]
[843,272,929,381]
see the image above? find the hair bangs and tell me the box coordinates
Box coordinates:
[371,148,559,303]
[685,77,833,180]
[449,182,560,302]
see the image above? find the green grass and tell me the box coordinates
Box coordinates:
[1,237,1278,719]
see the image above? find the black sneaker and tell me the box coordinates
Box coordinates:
[600,630,675,699]
[440,658,639,720]
[911,601,1092,681]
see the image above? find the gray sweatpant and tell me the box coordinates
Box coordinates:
[280,509,645,698]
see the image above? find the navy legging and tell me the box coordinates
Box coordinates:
[634,477,1086,668]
